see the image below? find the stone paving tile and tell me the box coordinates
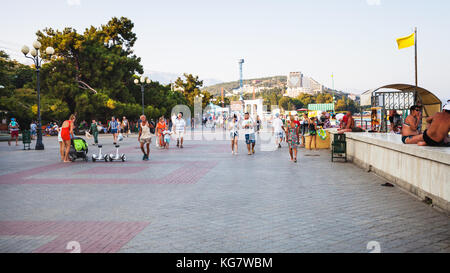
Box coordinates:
[0,132,449,253]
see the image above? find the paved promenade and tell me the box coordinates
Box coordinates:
[0,131,449,253]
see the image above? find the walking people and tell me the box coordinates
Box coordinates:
[61,114,76,163]
[173,112,186,148]
[229,114,240,155]
[57,123,64,161]
[163,128,172,149]
[30,121,37,140]
[156,116,167,148]
[89,119,99,146]
[108,116,119,144]
[286,115,300,163]
[138,115,153,161]
[272,113,284,148]
[242,112,256,155]
[8,118,20,146]
[256,115,262,134]
[122,116,129,137]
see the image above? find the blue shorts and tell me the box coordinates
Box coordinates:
[230,131,239,139]
[164,137,171,143]
[275,131,284,139]
[245,133,255,144]
[111,129,118,134]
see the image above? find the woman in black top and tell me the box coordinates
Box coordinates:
[308,117,318,150]
[256,115,261,134]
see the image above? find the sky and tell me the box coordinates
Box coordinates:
[0,0,449,101]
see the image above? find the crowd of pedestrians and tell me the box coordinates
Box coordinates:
[5,101,448,165]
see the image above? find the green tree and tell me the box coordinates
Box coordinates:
[316,92,333,104]
[278,97,291,111]
[297,93,316,107]
[335,99,347,111]
[36,17,144,122]
[174,73,211,109]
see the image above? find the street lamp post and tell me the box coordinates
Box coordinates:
[21,41,54,150]
[134,76,151,115]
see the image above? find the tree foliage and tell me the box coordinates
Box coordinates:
[0,18,192,126]
[175,73,212,110]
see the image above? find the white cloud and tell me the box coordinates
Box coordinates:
[67,0,81,6]
[366,0,381,5]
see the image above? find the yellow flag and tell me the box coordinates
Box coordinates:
[396,33,415,50]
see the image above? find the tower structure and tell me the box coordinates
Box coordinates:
[238,59,244,101]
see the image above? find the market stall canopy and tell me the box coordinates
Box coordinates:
[360,84,442,117]
[307,103,335,112]
[297,108,308,112]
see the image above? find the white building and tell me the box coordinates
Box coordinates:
[286,72,323,98]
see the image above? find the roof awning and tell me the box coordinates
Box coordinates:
[307,103,335,111]
[359,84,442,117]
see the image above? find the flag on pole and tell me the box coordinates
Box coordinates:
[396,32,415,50]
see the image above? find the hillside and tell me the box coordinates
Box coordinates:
[203,75,348,98]
[203,76,287,96]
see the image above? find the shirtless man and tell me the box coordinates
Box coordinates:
[401,105,422,144]
[337,111,355,134]
[416,104,450,147]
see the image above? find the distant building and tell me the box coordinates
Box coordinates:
[232,84,271,95]
[287,72,302,89]
[286,72,323,98]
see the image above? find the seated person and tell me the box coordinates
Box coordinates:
[337,111,355,133]
[389,110,402,134]
[401,105,422,144]
[416,105,450,147]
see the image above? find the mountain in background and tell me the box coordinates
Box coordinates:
[203,75,350,98]
[144,70,222,87]
[203,76,287,96]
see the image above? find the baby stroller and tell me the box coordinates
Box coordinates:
[69,137,89,162]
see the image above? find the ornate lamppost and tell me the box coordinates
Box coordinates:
[21,41,54,150]
[134,76,151,115]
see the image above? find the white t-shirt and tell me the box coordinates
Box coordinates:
[241,118,254,135]
[229,120,239,133]
[174,118,186,132]
[273,118,283,133]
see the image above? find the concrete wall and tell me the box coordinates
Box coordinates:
[330,131,450,213]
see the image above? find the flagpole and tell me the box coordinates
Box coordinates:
[414,27,418,88]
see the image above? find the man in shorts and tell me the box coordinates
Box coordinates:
[122,116,129,137]
[272,113,284,148]
[108,116,119,144]
[416,104,450,147]
[242,112,256,155]
[8,118,20,146]
[173,112,186,148]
